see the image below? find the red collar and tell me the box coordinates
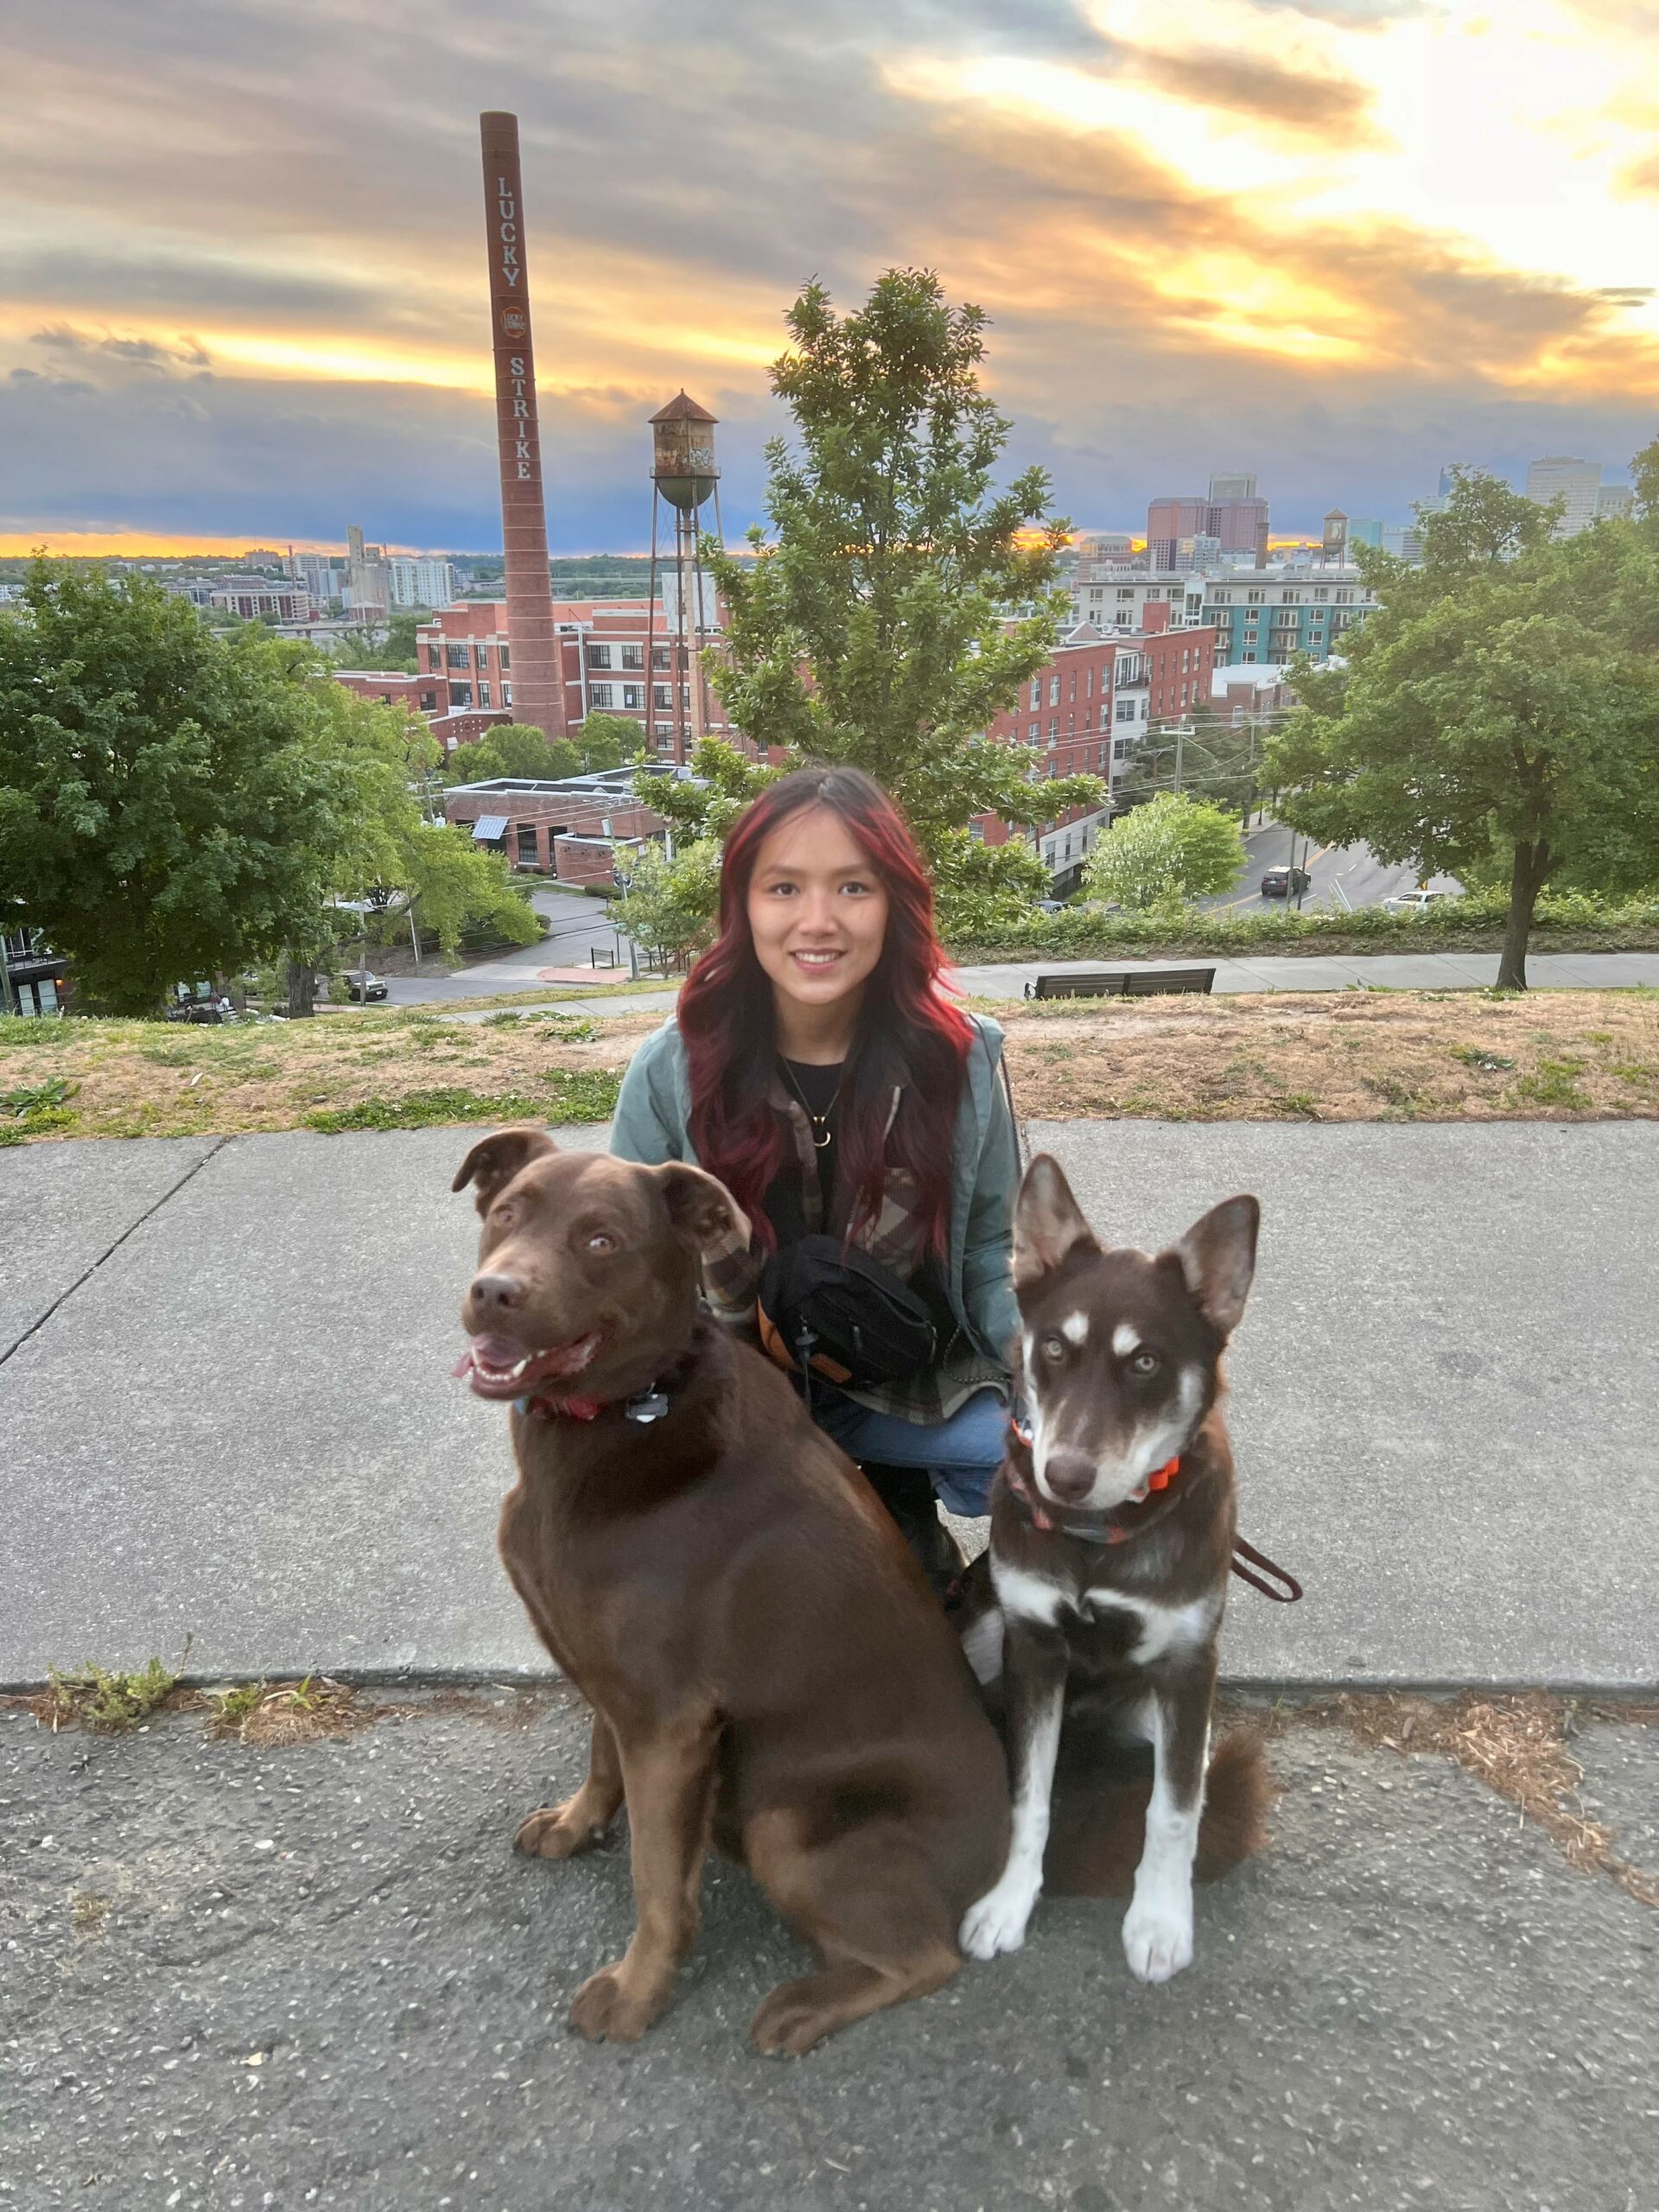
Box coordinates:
[1003,1418,1180,1542]
[516,1382,672,1426]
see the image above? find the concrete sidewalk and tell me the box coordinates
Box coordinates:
[3,1688,1655,2212]
[434,948,1659,1022]
[3,1122,1656,1692]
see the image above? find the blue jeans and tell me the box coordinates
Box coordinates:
[804,1383,1010,1517]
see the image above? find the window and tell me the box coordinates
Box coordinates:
[445,643,470,670]
[499,645,510,669]
[1048,676,1060,706]
[620,645,644,671]
[1243,652,1257,664]
[1247,589,1264,605]
[450,683,473,707]
[1047,720,1058,745]
[1281,590,1300,604]
[622,685,643,709]
[1117,588,1135,601]
[1314,588,1329,601]
[1335,589,1354,605]
[516,824,539,865]
[1030,679,1042,709]
[1068,674,1077,702]
[1085,667,1094,699]
[1100,704,1110,729]
[1098,746,1109,770]
[586,644,613,670]
[479,682,491,708]
[653,645,671,669]
[1116,699,1137,722]
[654,685,673,710]
[501,683,512,705]
[1028,722,1039,743]
[1113,738,1130,760]
[588,682,614,708]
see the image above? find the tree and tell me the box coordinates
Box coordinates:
[0,563,369,1014]
[573,712,636,771]
[612,838,722,968]
[1268,466,1659,988]
[702,269,1104,923]
[1083,793,1246,912]
[1111,708,1262,821]
[442,723,581,785]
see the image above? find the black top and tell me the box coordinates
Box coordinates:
[767,1057,841,1239]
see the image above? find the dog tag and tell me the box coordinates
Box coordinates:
[625,1391,671,1425]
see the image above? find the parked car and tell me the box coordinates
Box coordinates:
[1036,899,1068,915]
[342,972,390,1002]
[1381,888,1455,918]
[1260,865,1311,899]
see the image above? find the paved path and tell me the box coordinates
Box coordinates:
[3,1691,1655,2211]
[430,948,1659,1022]
[3,1122,1656,1692]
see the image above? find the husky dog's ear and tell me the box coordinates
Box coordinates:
[1174,1194,1260,1339]
[1013,1154,1100,1288]
[452,1126,558,1214]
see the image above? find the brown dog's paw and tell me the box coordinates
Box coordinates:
[515,1802,606,1859]
[567,1964,667,2044]
[749,1976,841,2059]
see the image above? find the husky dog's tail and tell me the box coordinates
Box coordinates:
[1041,1728,1274,1897]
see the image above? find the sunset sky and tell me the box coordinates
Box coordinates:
[3,0,1656,557]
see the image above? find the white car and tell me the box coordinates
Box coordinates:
[1381,888,1455,917]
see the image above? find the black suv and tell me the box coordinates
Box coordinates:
[1261,864,1311,899]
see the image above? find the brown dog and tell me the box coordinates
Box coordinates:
[452,1127,1011,2056]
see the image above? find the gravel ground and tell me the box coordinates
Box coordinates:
[3,1690,1656,2212]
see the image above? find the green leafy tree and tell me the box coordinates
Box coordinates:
[612,838,722,967]
[442,723,581,785]
[1112,708,1262,821]
[1268,466,1659,988]
[0,563,369,1014]
[379,608,425,672]
[702,269,1103,925]
[1083,792,1246,912]
[637,736,781,844]
[574,713,636,771]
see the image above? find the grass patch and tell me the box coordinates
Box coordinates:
[302,1069,620,1133]
[41,1642,189,1732]
[207,1674,361,1745]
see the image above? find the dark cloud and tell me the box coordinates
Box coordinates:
[1131,48,1383,141]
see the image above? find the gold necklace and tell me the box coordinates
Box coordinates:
[779,1058,842,1150]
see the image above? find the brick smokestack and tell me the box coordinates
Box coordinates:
[480,112,563,741]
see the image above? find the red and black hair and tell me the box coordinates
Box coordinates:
[679,766,971,1253]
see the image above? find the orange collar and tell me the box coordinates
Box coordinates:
[1003,1418,1181,1541]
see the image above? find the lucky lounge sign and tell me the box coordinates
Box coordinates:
[493,176,535,482]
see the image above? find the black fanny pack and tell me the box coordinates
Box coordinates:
[757,1235,938,1390]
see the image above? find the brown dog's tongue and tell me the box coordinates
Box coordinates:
[454,1335,524,1378]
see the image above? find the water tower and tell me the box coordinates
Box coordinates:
[645,393,721,766]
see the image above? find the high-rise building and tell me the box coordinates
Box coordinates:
[1525,456,1603,537]
[1146,497,1210,570]
[1148,477,1268,569]
[346,524,391,615]
[1207,473,1256,503]
[1597,484,1634,522]
[386,556,455,609]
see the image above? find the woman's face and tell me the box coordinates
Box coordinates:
[746,805,891,1022]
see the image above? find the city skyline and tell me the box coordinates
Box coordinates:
[3,0,1656,557]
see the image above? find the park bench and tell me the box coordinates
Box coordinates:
[1024,965,1217,1001]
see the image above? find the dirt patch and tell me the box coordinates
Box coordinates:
[995,989,1659,1123]
[1281,1692,1659,1907]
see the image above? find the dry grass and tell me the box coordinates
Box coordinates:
[2,990,1656,1143]
[995,989,1659,1123]
[1288,1691,1659,1907]
[205,1675,367,1745]
[0,1007,659,1141]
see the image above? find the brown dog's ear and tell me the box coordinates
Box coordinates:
[653,1161,751,1255]
[1173,1194,1260,1339]
[1013,1154,1099,1288]
[451,1126,557,1213]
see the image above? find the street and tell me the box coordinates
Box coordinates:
[388,885,633,1004]
[1197,826,1454,916]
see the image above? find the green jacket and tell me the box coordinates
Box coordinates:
[610,1013,1021,1389]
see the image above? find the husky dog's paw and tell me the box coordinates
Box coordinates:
[1122,1889,1193,1983]
[960,1873,1041,1960]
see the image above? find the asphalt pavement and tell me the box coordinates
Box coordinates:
[3,1690,1655,2212]
[4,1121,1656,1693]
[389,886,628,1004]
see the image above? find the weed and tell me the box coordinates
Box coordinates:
[1452,1047,1516,1072]
[1278,1093,1322,1118]
[3,1076,79,1117]
[1513,1058,1592,1109]
[207,1681,269,1735]
[71,1894,111,1936]
[43,1640,190,1731]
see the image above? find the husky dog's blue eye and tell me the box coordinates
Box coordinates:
[1128,1348,1160,1376]
[1040,1335,1065,1362]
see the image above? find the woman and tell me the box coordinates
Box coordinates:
[610,765,1020,1591]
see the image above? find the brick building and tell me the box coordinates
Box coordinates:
[413,596,737,753]
[442,767,670,883]
[976,610,1217,885]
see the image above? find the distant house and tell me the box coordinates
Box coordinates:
[2,925,70,1017]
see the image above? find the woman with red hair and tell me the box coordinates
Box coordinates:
[612,765,1019,1590]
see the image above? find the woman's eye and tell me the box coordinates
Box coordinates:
[1041,1336,1065,1362]
[1129,1349,1160,1376]
[585,1232,616,1255]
